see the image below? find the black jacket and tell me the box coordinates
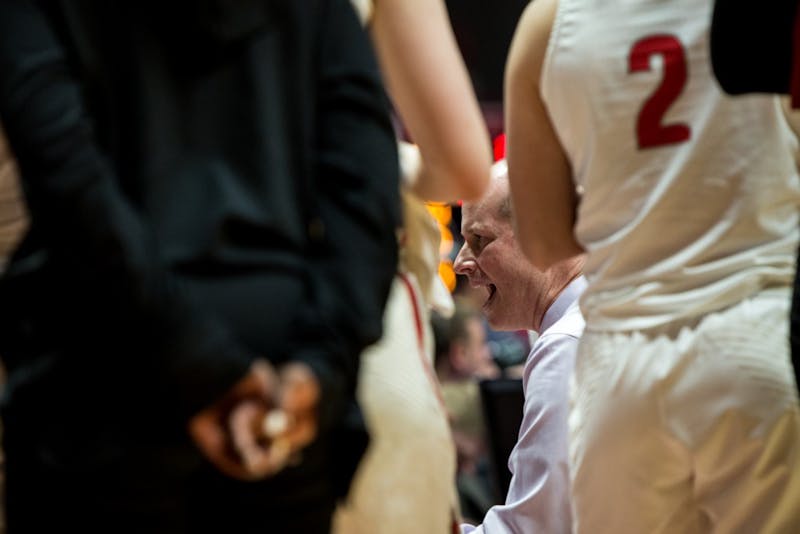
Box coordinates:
[0,0,399,442]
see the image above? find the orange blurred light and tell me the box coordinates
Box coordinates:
[425,201,457,293]
[439,260,456,292]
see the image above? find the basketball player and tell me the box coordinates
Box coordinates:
[505,0,800,532]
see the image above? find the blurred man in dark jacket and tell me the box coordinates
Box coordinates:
[0,0,400,532]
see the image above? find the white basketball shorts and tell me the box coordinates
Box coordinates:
[569,287,800,534]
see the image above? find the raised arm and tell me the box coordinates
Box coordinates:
[370,0,491,202]
[504,0,583,270]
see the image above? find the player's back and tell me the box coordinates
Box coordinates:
[541,0,800,331]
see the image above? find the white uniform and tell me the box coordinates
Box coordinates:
[332,273,458,534]
[541,0,800,532]
[542,0,800,332]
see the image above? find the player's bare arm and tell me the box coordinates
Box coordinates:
[370,0,491,202]
[505,0,584,270]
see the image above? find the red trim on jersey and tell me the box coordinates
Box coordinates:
[398,273,462,527]
[399,272,425,349]
[397,273,448,411]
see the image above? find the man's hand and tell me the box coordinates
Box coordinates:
[274,362,321,453]
[229,362,321,477]
[188,359,320,480]
[188,358,278,480]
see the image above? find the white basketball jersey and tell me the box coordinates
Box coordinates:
[541,0,800,331]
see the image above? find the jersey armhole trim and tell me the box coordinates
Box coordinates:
[540,0,566,105]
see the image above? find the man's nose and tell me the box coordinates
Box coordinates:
[453,244,475,275]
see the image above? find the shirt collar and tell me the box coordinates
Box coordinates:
[539,275,587,334]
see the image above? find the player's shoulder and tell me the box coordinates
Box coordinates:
[520,0,558,30]
[517,0,558,52]
[506,0,559,86]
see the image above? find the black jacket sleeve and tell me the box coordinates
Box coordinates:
[0,0,252,420]
[0,0,400,432]
[287,0,401,431]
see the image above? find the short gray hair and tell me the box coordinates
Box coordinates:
[491,159,513,221]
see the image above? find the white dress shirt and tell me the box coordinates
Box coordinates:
[462,276,586,533]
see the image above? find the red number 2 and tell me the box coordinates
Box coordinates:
[628,35,691,149]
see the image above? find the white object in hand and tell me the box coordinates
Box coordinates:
[398,141,422,188]
[263,409,290,438]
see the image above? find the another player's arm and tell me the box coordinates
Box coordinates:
[505,0,583,270]
[370,0,491,202]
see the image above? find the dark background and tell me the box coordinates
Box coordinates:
[446,0,529,136]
